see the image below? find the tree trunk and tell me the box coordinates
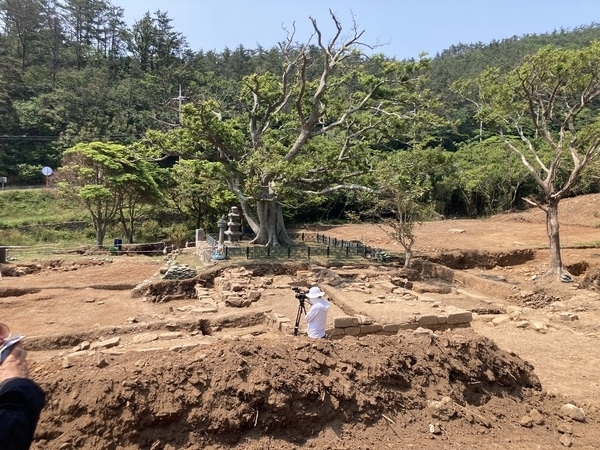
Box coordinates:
[94,222,106,248]
[250,200,295,246]
[125,218,134,244]
[546,199,563,276]
[404,249,412,268]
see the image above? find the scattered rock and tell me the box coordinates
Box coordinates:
[90,337,120,350]
[428,423,442,435]
[158,332,182,341]
[95,357,109,368]
[559,403,585,422]
[492,315,511,326]
[557,422,573,434]
[529,408,544,425]
[414,327,434,336]
[559,312,579,321]
[225,296,244,307]
[62,357,73,369]
[519,415,533,428]
[132,334,159,344]
[559,434,574,447]
[428,396,456,421]
[530,322,547,333]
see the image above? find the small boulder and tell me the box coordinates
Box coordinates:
[559,403,585,422]
[519,415,533,428]
[529,408,544,425]
[428,396,456,421]
[559,434,573,447]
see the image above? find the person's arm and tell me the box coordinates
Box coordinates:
[0,344,45,450]
[305,303,320,323]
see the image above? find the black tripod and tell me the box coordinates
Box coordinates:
[292,289,307,336]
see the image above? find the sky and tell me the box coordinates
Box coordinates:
[111,0,599,60]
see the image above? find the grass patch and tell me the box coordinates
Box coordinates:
[572,241,600,248]
[0,189,88,228]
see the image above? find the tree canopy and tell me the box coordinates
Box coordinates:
[2,0,600,250]
[455,42,600,277]
[140,12,443,245]
[57,141,162,246]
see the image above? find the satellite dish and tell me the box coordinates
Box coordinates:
[41,166,53,176]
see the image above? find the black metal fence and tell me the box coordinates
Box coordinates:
[206,232,375,261]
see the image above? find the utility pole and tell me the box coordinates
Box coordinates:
[172,85,186,162]
[173,85,186,125]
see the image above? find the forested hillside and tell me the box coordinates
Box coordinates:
[428,23,600,146]
[1,0,600,246]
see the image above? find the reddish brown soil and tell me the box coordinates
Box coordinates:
[2,194,600,449]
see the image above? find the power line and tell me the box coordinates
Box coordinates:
[0,136,59,141]
[0,134,142,142]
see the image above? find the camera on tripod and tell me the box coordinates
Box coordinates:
[291,286,309,336]
[292,286,307,302]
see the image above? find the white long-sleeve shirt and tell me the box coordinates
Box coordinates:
[305,298,330,338]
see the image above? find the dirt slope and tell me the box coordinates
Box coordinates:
[32,331,563,450]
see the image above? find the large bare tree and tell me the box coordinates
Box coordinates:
[455,42,600,278]
[143,11,433,246]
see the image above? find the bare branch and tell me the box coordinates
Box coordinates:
[499,131,546,189]
[523,196,548,213]
[297,170,367,186]
[300,184,377,195]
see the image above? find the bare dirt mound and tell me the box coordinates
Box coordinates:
[31,330,574,450]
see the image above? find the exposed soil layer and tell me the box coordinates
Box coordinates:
[2,194,600,449]
[33,331,560,450]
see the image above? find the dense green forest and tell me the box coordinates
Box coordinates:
[1,0,600,248]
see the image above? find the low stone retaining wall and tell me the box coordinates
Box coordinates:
[268,307,473,339]
[413,259,518,298]
[326,309,472,339]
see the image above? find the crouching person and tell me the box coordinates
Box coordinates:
[304,286,330,339]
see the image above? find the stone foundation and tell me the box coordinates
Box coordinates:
[326,310,472,339]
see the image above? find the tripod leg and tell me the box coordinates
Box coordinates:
[294,305,302,336]
[293,303,306,336]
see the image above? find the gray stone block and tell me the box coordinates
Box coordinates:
[132,333,158,344]
[334,316,360,328]
[276,316,292,331]
[344,326,361,336]
[418,315,439,326]
[90,336,120,350]
[446,309,473,324]
[378,281,397,293]
[159,332,183,340]
[360,324,383,334]
[328,328,345,337]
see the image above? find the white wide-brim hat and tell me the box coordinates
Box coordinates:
[306,286,325,298]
